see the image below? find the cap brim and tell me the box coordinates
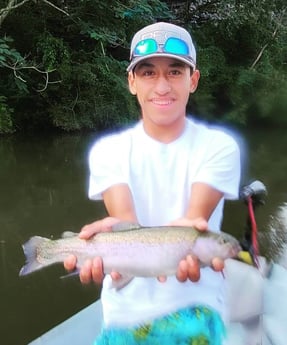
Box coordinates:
[127,53,196,72]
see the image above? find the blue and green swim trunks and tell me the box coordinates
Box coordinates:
[94,305,226,345]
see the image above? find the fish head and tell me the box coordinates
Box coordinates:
[192,232,242,265]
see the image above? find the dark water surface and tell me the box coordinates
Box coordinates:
[0,127,286,345]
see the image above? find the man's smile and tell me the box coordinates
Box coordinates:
[151,98,174,106]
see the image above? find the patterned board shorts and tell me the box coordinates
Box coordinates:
[94,305,226,345]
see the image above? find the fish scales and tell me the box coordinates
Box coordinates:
[94,227,198,245]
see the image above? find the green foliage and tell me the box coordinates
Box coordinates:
[0,36,23,66]
[120,0,171,21]
[37,33,70,71]
[47,57,138,131]
[0,36,30,94]
[0,0,172,132]
[0,96,15,134]
[225,65,287,126]
[190,46,233,119]
[0,0,286,132]
[186,0,287,126]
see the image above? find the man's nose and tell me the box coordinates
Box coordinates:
[155,76,171,94]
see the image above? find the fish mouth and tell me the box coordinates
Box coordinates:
[229,244,243,259]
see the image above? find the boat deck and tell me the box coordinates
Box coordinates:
[29,300,103,345]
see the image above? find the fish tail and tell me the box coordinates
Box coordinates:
[19,236,49,276]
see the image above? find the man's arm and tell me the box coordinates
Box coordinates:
[102,183,138,222]
[186,182,223,220]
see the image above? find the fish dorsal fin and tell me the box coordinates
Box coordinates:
[112,222,141,232]
[61,231,78,239]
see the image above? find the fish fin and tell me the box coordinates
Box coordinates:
[61,231,78,239]
[111,276,134,290]
[112,222,141,232]
[19,236,49,276]
[60,269,80,279]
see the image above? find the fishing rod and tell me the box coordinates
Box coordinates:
[239,180,267,267]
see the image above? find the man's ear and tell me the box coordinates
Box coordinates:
[190,69,200,94]
[128,72,137,95]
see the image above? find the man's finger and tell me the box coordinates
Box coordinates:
[211,257,224,272]
[91,257,104,284]
[64,255,77,271]
[79,259,93,284]
[157,275,167,283]
[186,255,200,282]
[79,223,99,239]
[176,259,189,282]
[193,218,208,231]
[110,271,122,281]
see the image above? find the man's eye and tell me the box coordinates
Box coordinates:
[170,70,181,75]
[142,70,154,76]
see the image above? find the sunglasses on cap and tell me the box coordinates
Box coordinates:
[132,37,190,58]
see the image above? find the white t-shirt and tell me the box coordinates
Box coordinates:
[88,117,241,327]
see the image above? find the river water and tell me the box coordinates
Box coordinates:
[0,126,286,345]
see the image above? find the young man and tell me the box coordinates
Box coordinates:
[65,22,240,344]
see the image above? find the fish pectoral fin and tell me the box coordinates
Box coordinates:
[60,268,80,279]
[111,275,134,290]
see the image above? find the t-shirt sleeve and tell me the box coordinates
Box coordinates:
[87,135,129,200]
[194,131,241,200]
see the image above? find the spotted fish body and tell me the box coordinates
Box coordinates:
[19,225,241,277]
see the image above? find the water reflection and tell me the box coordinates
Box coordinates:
[0,133,106,345]
[0,128,286,345]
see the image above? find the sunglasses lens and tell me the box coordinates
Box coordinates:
[134,39,158,56]
[164,37,189,55]
[133,38,189,58]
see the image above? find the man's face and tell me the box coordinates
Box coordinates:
[128,56,200,130]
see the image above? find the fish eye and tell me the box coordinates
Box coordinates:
[219,237,227,244]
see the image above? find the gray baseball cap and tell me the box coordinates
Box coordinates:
[127,22,196,72]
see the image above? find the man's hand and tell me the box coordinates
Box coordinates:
[63,217,122,284]
[166,217,224,283]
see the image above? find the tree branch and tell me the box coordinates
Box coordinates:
[2,60,62,92]
[250,7,286,69]
[0,0,30,15]
[0,0,30,27]
[0,0,69,27]
[42,0,69,17]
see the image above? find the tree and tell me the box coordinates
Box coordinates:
[0,0,286,133]
[0,0,172,133]
[171,0,287,126]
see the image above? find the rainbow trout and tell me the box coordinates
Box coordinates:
[19,224,241,279]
